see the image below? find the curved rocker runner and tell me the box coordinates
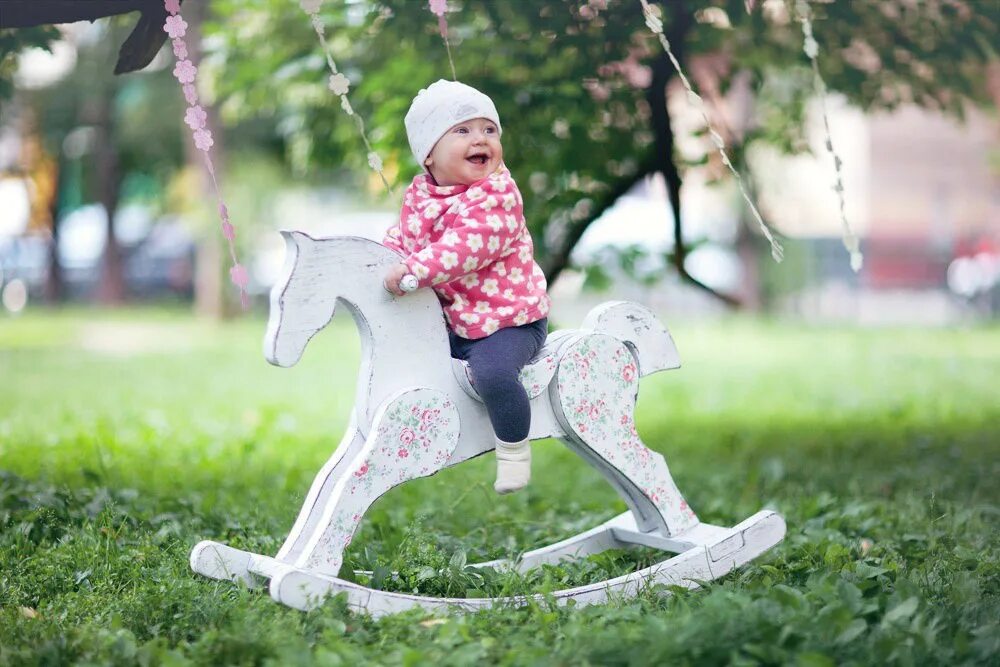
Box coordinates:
[190,233,785,615]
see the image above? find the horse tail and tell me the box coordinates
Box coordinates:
[580,301,681,377]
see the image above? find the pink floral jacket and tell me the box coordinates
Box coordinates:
[382,166,551,339]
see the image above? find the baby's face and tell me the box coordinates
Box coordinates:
[424,118,503,186]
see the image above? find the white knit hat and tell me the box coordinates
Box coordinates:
[404,80,502,169]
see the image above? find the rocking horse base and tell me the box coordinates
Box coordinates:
[190,509,785,616]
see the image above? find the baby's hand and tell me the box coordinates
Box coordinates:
[383,263,412,296]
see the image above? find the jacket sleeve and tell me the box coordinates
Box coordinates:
[403,198,524,288]
[382,223,405,255]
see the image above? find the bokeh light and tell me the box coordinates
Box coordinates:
[2,278,28,314]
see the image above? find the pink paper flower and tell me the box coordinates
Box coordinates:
[184,105,207,130]
[193,128,213,151]
[164,15,187,39]
[182,84,197,105]
[429,0,447,17]
[221,221,235,241]
[173,59,197,84]
[165,0,181,14]
[171,38,187,60]
[229,263,248,287]
[300,0,323,14]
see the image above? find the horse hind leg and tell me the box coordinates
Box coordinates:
[550,333,699,537]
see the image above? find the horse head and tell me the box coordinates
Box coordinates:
[264,231,432,369]
[265,231,336,367]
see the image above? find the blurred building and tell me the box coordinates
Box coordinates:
[737,98,997,323]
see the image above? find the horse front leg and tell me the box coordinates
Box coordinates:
[289,387,461,579]
[189,411,369,586]
[275,411,368,562]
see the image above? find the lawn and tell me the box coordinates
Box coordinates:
[1,307,997,665]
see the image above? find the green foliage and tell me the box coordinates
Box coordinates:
[21,18,188,215]
[0,26,61,99]
[202,0,997,274]
[0,309,998,664]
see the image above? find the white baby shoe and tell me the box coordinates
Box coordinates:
[494,436,531,494]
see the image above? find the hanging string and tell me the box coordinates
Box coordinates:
[793,0,863,272]
[299,0,393,194]
[638,0,784,262]
[428,0,458,80]
[162,0,249,308]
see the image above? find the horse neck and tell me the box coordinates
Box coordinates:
[338,290,451,377]
[309,239,451,387]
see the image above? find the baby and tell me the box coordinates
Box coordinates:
[382,80,551,494]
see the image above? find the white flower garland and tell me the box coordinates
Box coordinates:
[638,0,785,262]
[793,0,863,271]
[300,0,392,194]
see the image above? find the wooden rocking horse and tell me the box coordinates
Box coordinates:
[190,231,785,615]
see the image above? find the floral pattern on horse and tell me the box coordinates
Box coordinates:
[304,390,459,574]
[556,335,698,533]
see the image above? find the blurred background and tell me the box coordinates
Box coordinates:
[0,0,997,325]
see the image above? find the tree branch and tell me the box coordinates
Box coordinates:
[2,0,175,75]
[540,155,656,287]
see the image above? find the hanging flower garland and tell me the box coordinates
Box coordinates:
[300,0,392,193]
[163,0,249,308]
[793,0,863,272]
[638,0,784,263]
[428,0,457,80]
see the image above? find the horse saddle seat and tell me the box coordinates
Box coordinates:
[450,330,576,403]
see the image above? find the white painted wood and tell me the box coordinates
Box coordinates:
[191,231,787,615]
[293,387,461,577]
[275,412,366,563]
[580,301,681,376]
[190,540,261,589]
[267,511,786,615]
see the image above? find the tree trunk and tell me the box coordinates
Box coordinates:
[543,2,738,308]
[92,94,126,304]
[647,3,739,307]
[44,152,65,303]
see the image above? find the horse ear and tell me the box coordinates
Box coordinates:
[281,230,316,252]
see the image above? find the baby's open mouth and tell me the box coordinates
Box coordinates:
[466,153,489,165]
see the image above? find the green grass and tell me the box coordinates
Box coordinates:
[1,307,998,665]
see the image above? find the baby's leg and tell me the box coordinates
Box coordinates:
[462,319,547,493]
[461,319,546,441]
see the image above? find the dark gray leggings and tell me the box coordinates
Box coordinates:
[449,318,548,442]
